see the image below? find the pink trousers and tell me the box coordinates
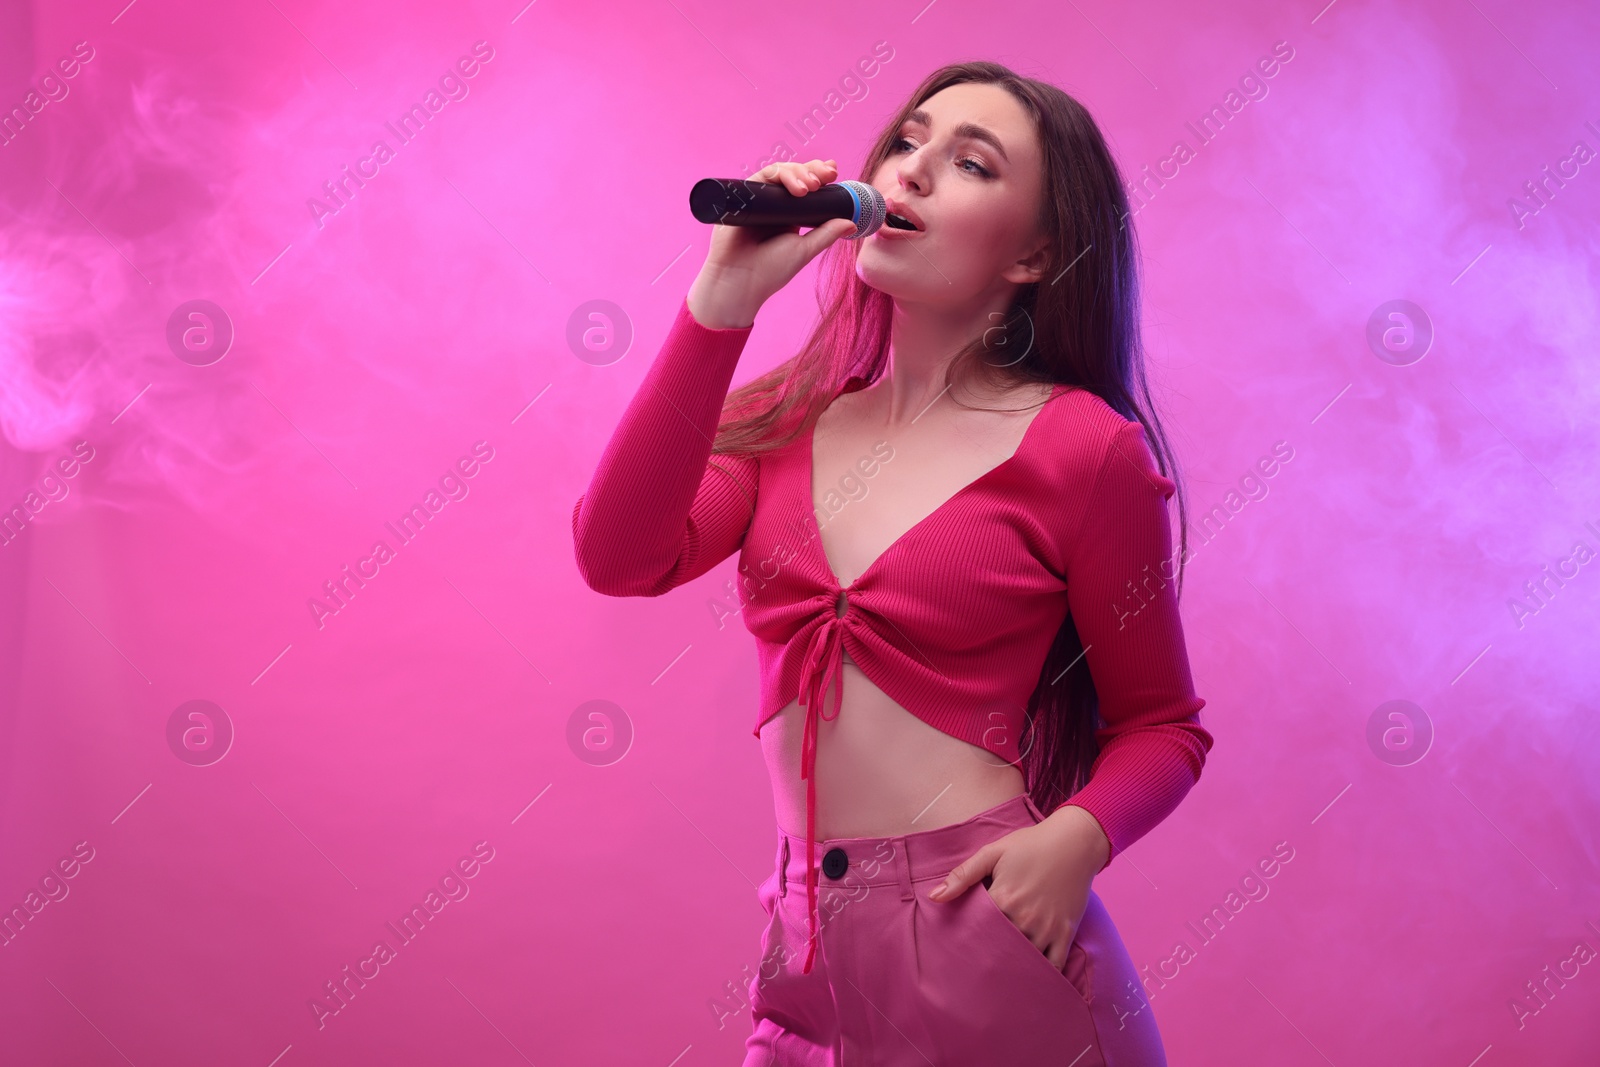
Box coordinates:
[741,792,1167,1066]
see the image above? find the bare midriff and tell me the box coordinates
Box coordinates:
[756,376,1055,841]
[758,661,1027,840]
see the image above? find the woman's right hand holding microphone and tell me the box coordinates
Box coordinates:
[686,159,861,330]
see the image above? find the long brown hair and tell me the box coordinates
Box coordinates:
[708,60,1192,819]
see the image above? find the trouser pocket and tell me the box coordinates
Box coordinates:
[973,879,1096,1006]
[917,877,1106,1066]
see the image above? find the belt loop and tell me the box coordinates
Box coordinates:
[894,835,914,902]
[779,835,790,898]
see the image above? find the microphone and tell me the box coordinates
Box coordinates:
[689,178,916,239]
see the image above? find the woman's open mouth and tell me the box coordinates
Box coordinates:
[876,213,925,239]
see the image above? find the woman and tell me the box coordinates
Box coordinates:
[573,60,1213,1066]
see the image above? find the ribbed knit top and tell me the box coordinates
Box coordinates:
[572,296,1214,972]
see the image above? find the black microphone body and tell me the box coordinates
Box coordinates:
[690,178,899,239]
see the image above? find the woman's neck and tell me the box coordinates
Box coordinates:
[878,293,1018,424]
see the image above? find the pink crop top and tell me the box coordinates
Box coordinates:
[572,296,1214,973]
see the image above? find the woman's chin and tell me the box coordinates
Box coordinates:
[854,255,934,302]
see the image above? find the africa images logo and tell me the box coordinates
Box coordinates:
[306,441,496,630]
[306,41,496,230]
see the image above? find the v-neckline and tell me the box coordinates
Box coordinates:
[805,375,1067,592]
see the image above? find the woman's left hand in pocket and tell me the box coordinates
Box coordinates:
[927,804,1111,972]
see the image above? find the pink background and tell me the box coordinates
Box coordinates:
[2,0,1597,1063]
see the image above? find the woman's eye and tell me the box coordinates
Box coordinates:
[889,137,991,177]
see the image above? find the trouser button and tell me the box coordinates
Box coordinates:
[822,846,848,879]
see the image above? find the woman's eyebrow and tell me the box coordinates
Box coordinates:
[903,107,1011,164]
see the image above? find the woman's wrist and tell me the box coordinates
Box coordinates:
[686,268,762,330]
[1043,803,1112,871]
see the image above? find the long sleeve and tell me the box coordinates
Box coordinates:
[1056,420,1214,869]
[572,297,758,597]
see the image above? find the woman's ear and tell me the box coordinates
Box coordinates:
[1002,239,1052,285]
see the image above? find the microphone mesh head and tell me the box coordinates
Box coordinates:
[838,181,886,239]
